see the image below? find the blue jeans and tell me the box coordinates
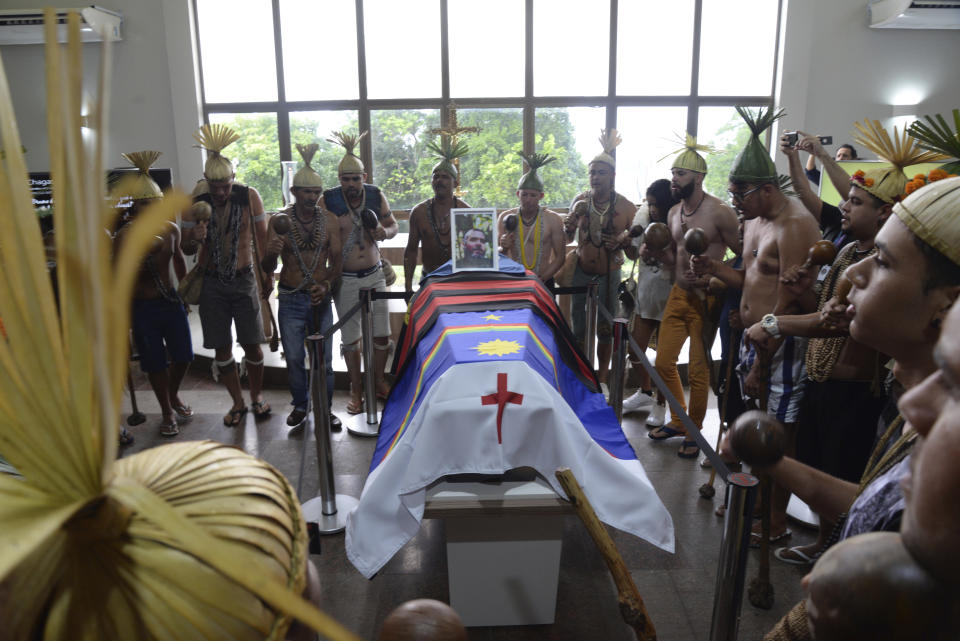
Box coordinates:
[278,289,334,412]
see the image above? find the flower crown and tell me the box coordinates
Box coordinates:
[904,167,959,196]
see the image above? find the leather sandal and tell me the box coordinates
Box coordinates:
[224,406,248,427]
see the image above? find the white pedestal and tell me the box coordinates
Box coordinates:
[424,477,570,627]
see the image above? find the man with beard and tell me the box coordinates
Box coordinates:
[498,151,567,285]
[456,222,493,268]
[565,130,636,389]
[320,131,398,415]
[261,143,342,429]
[641,134,740,458]
[693,107,821,541]
[181,124,272,427]
[404,137,470,292]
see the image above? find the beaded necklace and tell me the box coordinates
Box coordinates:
[587,191,617,247]
[286,205,327,293]
[679,192,705,235]
[342,188,368,261]
[516,207,543,272]
[143,245,182,304]
[427,198,452,250]
[207,198,243,284]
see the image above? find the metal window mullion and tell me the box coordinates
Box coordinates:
[606,0,617,133]
[355,0,372,181]
[523,0,534,155]
[440,0,450,120]
[688,0,704,136]
[271,0,291,162]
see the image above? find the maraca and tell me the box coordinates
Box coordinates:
[188,200,212,223]
[643,221,672,251]
[360,208,379,230]
[834,274,853,305]
[683,226,709,256]
[271,212,291,235]
[504,213,518,232]
[801,239,838,271]
[729,409,786,467]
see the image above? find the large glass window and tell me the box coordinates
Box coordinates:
[280,0,359,101]
[448,0,524,98]
[370,109,441,210]
[208,112,283,210]
[363,0,441,99]
[616,0,694,96]
[196,1,277,103]
[195,1,783,210]
[699,0,779,96]
[533,0,609,97]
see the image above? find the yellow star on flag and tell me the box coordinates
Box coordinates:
[483,314,502,321]
[473,339,523,357]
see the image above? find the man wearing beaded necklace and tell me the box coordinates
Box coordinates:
[261,144,343,429]
[320,131,398,415]
[565,130,635,389]
[641,134,740,458]
[742,147,899,565]
[182,125,273,428]
[115,151,193,440]
[497,151,566,286]
[404,146,469,292]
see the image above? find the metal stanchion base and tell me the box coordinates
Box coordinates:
[302,494,360,535]
[347,411,382,437]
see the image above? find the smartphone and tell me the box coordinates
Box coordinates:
[819,135,833,146]
[784,131,799,147]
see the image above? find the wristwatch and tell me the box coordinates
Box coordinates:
[761,313,781,339]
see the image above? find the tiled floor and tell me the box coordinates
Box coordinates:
[120,364,811,640]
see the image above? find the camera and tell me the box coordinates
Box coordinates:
[784,131,833,147]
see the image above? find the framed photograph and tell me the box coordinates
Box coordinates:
[451,208,498,272]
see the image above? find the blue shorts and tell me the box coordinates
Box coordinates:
[737,335,807,423]
[132,298,194,373]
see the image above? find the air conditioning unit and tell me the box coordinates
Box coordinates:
[869,0,960,29]
[0,6,122,46]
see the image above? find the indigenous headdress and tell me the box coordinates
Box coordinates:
[193,123,239,182]
[908,108,960,175]
[115,150,163,200]
[292,142,324,189]
[328,130,367,175]
[516,151,556,192]
[591,129,622,168]
[851,118,947,204]
[426,135,469,180]
[0,12,360,641]
[729,106,784,184]
[894,176,960,266]
[665,132,714,174]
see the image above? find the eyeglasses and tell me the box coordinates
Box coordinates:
[727,185,762,202]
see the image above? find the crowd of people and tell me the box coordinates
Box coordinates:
[114,108,960,638]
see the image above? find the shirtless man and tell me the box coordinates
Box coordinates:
[404,140,469,291]
[261,144,342,429]
[743,146,898,563]
[321,131,399,415]
[116,151,193,439]
[693,107,821,540]
[565,131,635,387]
[181,125,272,427]
[642,137,740,458]
[497,152,566,285]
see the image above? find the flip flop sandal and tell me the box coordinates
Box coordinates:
[345,399,364,415]
[251,400,272,419]
[159,418,179,437]
[224,406,248,427]
[648,425,686,441]
[774,546,821,566]
[118,428,134,446]
[677,439,700,459]
[749,528,792,548]
[172,402,194,420]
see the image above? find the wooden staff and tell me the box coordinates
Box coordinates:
[555,468,657,641]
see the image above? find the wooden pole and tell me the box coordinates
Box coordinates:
[555,467,657,641]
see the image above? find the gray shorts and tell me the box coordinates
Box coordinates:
[198,269,265,350]
[334,266,391,347]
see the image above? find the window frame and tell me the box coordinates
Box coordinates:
[193,0,783,186]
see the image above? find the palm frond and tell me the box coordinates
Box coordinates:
[517,151,556,171]
[908,109,960,161]
[295,142,319,168]
[852,118,948,169]
[735,105,785,137]
[192,123,239,154]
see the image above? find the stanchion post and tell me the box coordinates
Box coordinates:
[301,318,359,534]
[709,472,760,641]
[348,288,381,437]
[585,281,599,370]
[609,319,628,421]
